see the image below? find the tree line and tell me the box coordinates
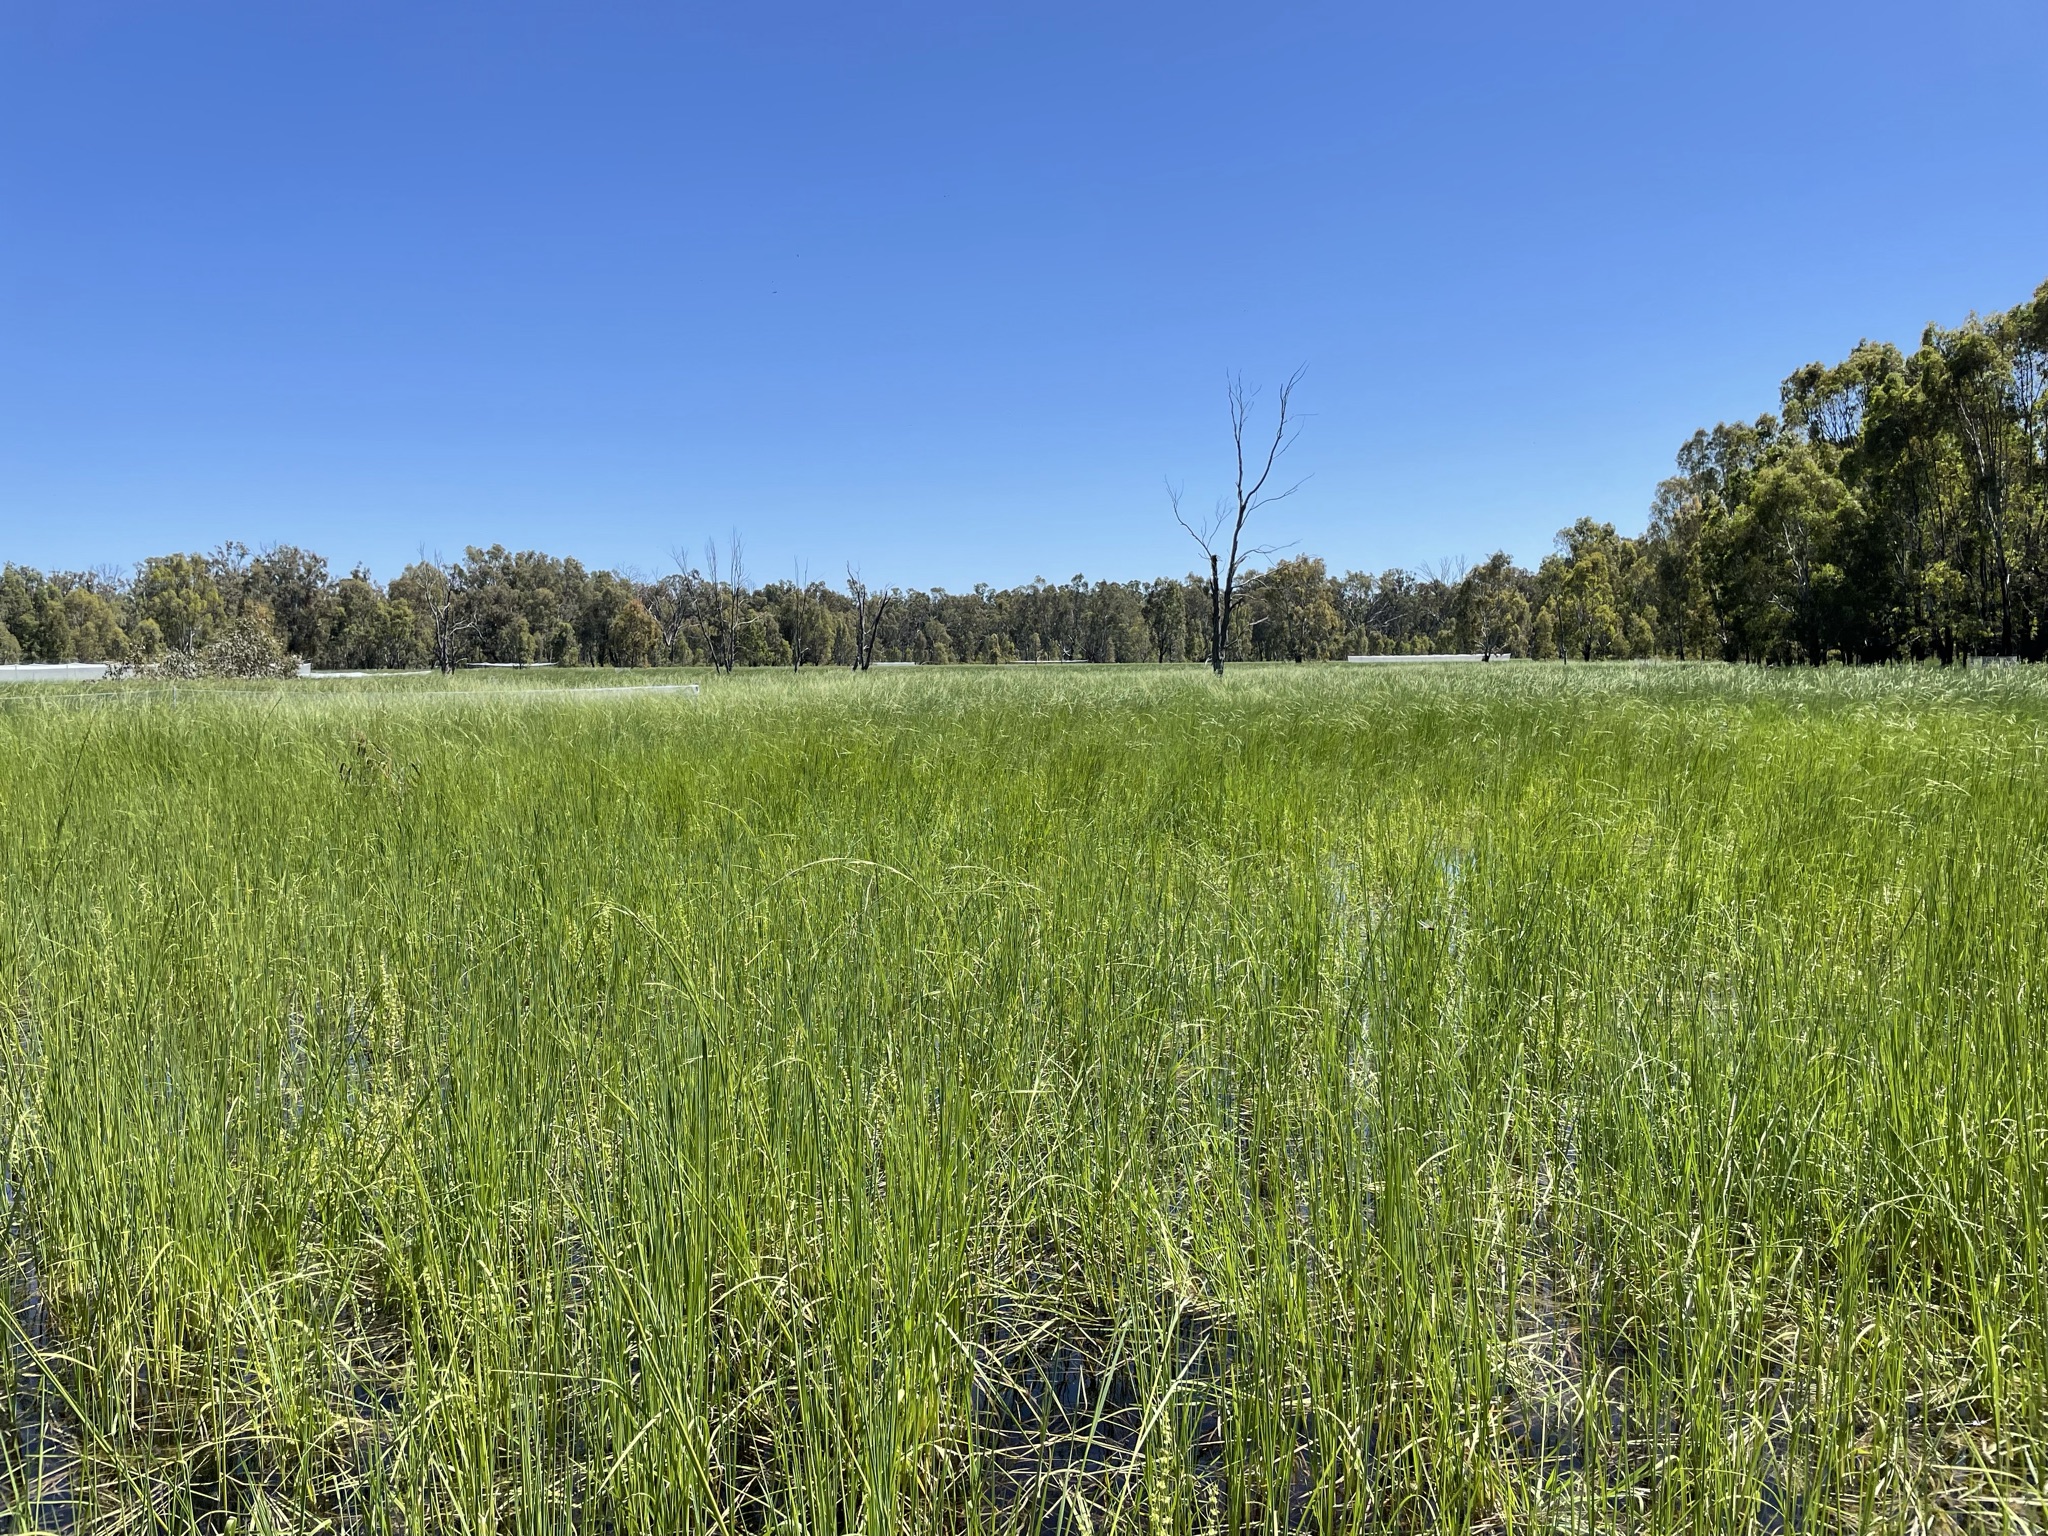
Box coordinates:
[0,539,1496,671]
[5,275,2041,671]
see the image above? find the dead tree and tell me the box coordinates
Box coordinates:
[846,568,893,671]
[703,533,750,673]
[789,560,810,674]
[410,551,476,674]
[654,548,709,663]
[1173,369,1306,675]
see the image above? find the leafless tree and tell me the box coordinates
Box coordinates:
[703,532,750,673]
[1173,369,1307,675]
[789,560,810,674]
[845,567,893,671]
[409,549,475,674]
[648,550,701,663]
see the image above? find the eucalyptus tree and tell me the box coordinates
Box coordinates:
[1455,551,1532,660]
[1254,555,1343,661]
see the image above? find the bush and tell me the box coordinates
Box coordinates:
[121,618,299,680]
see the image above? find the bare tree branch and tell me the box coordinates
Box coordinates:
[790,559,809,674]
[847,565,892,671]
[412,546,476,674]
[702,533,752,673]
[1174,368,1307,674]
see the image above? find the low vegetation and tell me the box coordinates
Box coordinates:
[2,662,2043,1531]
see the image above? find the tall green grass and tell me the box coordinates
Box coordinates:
[1,663,2043,1532]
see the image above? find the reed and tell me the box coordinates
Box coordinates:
[1,661,2042,1532]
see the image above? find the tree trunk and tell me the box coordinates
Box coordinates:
[1208,553,1225,676]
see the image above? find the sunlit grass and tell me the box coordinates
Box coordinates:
[1,662,2043,1532]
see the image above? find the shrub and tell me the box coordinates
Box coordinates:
[121,617,298,679]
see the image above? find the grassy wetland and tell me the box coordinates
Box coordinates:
[1,664,2044,1533]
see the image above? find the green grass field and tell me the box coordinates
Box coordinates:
[1,663,2043,1533]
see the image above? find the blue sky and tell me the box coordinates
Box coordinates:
[3,1,2045,588]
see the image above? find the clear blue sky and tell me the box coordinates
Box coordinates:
[4,1,2045,588]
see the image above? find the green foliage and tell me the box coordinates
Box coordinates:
[237,545,336,658]
[1,666,2045,1529]
[133,552,227,652]
[1456,550,1531,658]
[1141,576,1190,661]
[58,586,129,661]
[1251,554,1343,661]
[0,566,133,663]
[1521,274,2048,666]
[605,597,661,667]
[332,570,426,670]
[125,615,300,679]
[1675,276,2048,661]
[544,617,579,666]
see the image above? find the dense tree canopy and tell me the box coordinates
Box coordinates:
[6,277,2041,670]
[0,545,1518,672]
